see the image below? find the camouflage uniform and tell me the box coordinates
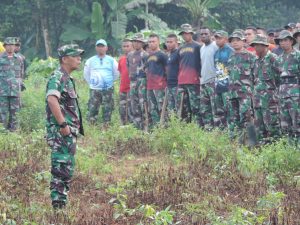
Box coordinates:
[167,86,177,112]
[45,44,84,208]
[88,88,114,124]
[127,34,149,130]
[251,35,281,143]
[227,32,256,141]
[0,37,22,131]
[119,92,132,125]
[276,39,300,144]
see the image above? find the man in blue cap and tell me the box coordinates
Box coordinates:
[84,39,119,127]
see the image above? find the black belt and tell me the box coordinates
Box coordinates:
[280,77,300,85]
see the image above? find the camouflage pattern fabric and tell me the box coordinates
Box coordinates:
[119,91,132,125]
[0,52,22,131]
[200,82,216,130]
[214,92,228,129]
[45,66,83,206]
[227,50,256,138]
[177,84,202,126]
[87,88,114,124]
[147,89,165,127]
[277,50,300,145]
[253,51,280,142]
[167,86,177,113]
[130,77,147,130]
[0,96,20,131]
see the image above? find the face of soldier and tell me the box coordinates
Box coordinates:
[122,41,133,55]
[268,33,275,44]
[254,44,268,57]
[245,29,256,44]
[166,37,177,51]
[63,55,81,71]
[133,41,143,50]
[4,44,16,55]
[215,36,227,48]
[279,38,293,51]
[148,37,160,51]
[96,45,107,56]
[200,29,211,44]
[296,35,300,44]
[231,38,244,51]
[182,33,193,43]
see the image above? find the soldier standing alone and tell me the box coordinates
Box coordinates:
[46,44,84,209]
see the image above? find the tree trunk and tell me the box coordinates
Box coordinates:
[145,2,149,29]
[41,17,51,58]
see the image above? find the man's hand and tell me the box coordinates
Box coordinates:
[60,125,71,136]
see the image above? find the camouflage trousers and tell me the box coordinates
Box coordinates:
[253,93,280,142]
[119,91,132,125]
[147,89,166,127]
[130,77,147,130]
[177,84,202,126]
[215,92,228,129]
[46,129,77,205]
[87,88,114,124]
[227,96,253,139]
[167,86,177,113]
[0,96,20,131]
[200,82,227,130]
[279,96,300,144]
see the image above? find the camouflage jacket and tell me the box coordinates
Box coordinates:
[228,50,256,99]
[253,51,280,93]
[277,50,300,98]
[127,50,149,81]
[0,52,22,97]
[46,67,84,136]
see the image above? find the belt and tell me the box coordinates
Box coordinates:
[280,77,299,85]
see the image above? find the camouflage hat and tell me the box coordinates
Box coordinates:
[3,37,18,45]
[228,31,245,42]
[214,30,229,38]
[274,30,296,45]
[250,34,269,47]
[57,44,84,57]
[293,28,300,38]
[178,24,195,35]
[233,29,245,35]
[132,33,147,43]
[15,37,21,46]
[284,23,296,30]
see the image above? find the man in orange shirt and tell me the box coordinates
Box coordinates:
[118,39,133,125]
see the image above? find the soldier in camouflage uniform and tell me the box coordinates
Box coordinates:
[84,39,119,127]
[0,37,22,131]
[227,31,256,143]
[46,44,84,209]
[127,33,149,130]
[250,35,281,144]
[275,30,300,146]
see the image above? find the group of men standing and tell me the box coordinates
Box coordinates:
[112,23,300,147]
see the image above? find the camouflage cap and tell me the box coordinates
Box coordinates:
[178,24,195,35]
[214,30,229,38]
[228,31,245,42]
[3,37,18,45]
[250,34,269,47]
[57,44,84,57]
[132,33,147,43]
[293,28,300,38]
[274,30,296,45]
[233,29,245,35]
[284,23,296,30]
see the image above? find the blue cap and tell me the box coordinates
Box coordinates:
[96,39,107,46]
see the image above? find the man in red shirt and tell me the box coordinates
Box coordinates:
[145,34,168,127]
[118,39,133,125]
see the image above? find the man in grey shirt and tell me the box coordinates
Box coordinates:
[199,27,219,130]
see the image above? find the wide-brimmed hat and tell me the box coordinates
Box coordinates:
[214,30,228,38]
[228,31,245,42]
[284,23,296,30]
[132,33,147,43]
[3,37,18,45]
[274,30,296,45]
[57,44,84,57]
[178,24,195,35]
[250,34,269,47]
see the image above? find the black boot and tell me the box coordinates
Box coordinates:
[52,200,66,209]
